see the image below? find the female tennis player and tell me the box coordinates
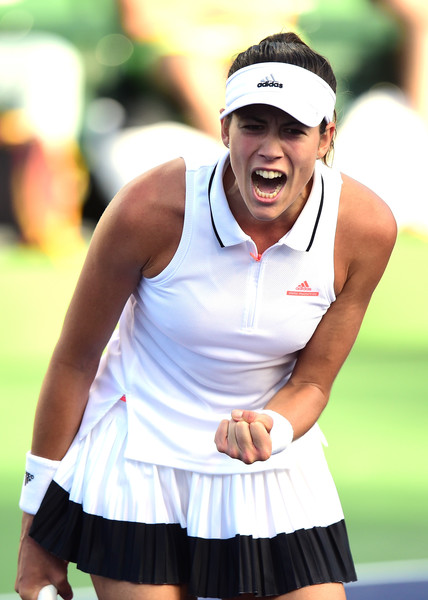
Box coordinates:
[16,32,396,600]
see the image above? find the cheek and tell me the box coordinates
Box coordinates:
[230,146,251,180]
[297,141,322,167]
[292,147,318,171]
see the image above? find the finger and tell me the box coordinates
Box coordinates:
[215,419,243,459]
[231,409,244,421]
[223,420,243,459]
[234,420,259,463]
[214,419,230,453]
[49,556,73,600]
[232,410,273,431]
[232,409,258,424]
[252,411,273,432]
[56,579,73,600]
[249,421,272,461]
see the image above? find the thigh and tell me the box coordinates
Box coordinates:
[224,583,346,600]
[279,583,346,600]
[91,574,192,600]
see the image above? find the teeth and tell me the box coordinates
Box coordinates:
[253,170,285,199]
[255,169,283,179]
[254,183,283,199]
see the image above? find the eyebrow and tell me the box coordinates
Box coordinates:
[240,114,266,124]
[237,111,307,127]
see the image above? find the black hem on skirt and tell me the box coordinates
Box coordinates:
[30,481,357,598]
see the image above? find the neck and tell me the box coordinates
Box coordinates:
[224,164,314,252]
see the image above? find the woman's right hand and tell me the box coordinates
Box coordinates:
[15,512,72,600]
[214,409,274,464]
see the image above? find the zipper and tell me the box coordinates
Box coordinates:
[243,245,265,330]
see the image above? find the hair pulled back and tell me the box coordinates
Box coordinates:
[228,32,336,94]
[228,32,337,164]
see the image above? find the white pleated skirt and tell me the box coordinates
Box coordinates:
[30,400,357,598]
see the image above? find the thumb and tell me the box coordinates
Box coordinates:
[58,581,73,600]
[231,410,272,430]
[253,411,274,433]
[53,560,73,600]
[56,569,73,600]
[231,409,258,423]
[231,409,244,421]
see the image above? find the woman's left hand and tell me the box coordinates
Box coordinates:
[214,409,273,464]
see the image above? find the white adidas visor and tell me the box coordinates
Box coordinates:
[220,62,336,127]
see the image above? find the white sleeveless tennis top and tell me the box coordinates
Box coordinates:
[79,151,343,474]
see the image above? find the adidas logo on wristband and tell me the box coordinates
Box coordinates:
[25,471,34,485]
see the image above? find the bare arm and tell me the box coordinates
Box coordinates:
[32,193,148,458]
[30,158,185,459]
[215,177,397,463]
[16,159,185,599]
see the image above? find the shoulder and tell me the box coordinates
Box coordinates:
[338,173,397,244]
[92,158,187,277]
[113,157,186,224]
[334,173,397,295]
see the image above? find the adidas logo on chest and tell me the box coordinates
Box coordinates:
[286,281,319,297]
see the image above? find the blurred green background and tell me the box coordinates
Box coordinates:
[1,0,428,594]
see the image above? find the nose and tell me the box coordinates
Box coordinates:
[258,132,284,161]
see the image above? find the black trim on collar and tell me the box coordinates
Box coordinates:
[208,162,225,248]
[208,163,324,252]
[306,175,324,252]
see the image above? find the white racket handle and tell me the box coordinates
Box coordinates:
[37,585,57,600]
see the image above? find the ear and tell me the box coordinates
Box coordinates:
[317,121,335,159]
[220,110,231,149]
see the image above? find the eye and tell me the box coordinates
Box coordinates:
[240,122,264,132]
[235,114,266,132]
[283,127,306,137]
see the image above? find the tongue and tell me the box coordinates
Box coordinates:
[254,174,281,194]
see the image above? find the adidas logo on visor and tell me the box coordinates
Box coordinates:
[257,75,283,89]
[221,62,336,126]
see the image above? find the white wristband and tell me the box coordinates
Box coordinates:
[19,451,60,515]
[259,410,294,454]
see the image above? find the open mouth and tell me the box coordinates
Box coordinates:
[252,169,286,199]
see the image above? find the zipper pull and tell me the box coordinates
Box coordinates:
[250,252,262,262]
